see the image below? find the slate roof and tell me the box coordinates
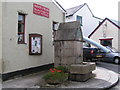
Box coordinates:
[66,4,85,17]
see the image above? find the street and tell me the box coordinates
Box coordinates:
[96,61,120,89]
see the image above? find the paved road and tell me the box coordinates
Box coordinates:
[96,61,120,90]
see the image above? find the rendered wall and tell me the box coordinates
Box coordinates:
[0,1,2,74]
[118,2,120,51]
[0,1,3,84]
[90,21,119,50]
[2,2,64,73]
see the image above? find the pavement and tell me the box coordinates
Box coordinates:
[1,66,119,90]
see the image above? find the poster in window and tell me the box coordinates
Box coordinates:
[29,34,42,55]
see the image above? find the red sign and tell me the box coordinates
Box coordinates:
[33,3,49,18]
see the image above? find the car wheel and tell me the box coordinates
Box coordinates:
[114,58,120,64]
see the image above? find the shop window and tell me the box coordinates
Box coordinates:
[29,34,42,55]
[77,15,82,26]
[18,13,25,44]
[100,39,113,47]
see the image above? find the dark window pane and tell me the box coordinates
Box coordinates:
[53,22,58,30]
[77,15,82,26]
[101,40,112,47]
[18,23,24,32]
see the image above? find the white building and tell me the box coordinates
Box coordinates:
[65,3,102,37]
[118,2,120,52]
[89,18,120,51]
[0,0,65,82]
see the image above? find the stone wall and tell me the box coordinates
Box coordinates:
[54,41,83,68]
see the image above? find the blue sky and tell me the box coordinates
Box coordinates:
[56,0,119,20]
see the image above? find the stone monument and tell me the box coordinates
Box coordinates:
[54,21,96,82]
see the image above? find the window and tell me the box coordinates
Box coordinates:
[77,15,82,26]
[18,13,25,44]
[99,38,113,47]
[53,21,59,31]
[29,34,42,55]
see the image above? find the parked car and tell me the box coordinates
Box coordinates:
[83,46,105,62]
[83,37,120,64]
[101,46,120,64]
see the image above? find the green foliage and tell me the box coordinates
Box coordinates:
[54,66,68,73]
[43,66,68,84]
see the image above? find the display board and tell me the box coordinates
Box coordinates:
[29,34,42,55]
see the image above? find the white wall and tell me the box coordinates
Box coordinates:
[66,5,101,37]
[65,16,76,22]
[0,1,2,74]
[90,20,119,50]
[118,2,120,51]
[2,2,64,73]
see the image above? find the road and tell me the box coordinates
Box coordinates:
[96,61,120,89]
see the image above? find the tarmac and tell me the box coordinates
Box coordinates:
[1,66,119,90]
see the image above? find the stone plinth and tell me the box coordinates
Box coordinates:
[70,62,96,74]
[54,21,83,68]
[69,62,96,81]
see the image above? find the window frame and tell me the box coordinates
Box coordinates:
[99,38,113,47]
[76,15,83,26]
[53,21,59,31]
[18,13,26,44]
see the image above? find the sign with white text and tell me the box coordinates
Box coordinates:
[33,3,49,18]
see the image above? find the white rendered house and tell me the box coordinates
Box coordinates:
[65,3,102,37]
[0,0,65,82]
[89,18,120,51]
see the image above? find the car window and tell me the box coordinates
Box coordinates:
[98,49,105,53]
[83,42,91,47]
[106,46,118,52]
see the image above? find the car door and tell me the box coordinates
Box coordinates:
[96,48,106,60]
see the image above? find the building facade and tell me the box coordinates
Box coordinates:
[65,3,102,37]
[118,2,120,52]
[89,18,120,51]
[0,1,65,82]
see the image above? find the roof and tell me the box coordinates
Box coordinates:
[88,18,120,38]
[54,21,83,41]
[52,0,66,12]
[66,3,102,20]
[66,3,85,17]
[111,19,120,27]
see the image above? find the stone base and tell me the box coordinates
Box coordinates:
[70,62,96,74]
[69,72,93,82]
[69,62,96,82]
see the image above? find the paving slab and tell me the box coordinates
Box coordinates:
[1,66,119,89]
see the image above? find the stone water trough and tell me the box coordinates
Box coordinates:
[54,21,96,82]
[69,62,95,81]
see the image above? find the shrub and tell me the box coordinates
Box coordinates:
[43,66,68,85]
[54,66,68,73]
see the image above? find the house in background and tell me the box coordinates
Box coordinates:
[118,2,120,52]
[65,3,102,37]
[89,18,120,51]
[0,0,65,83]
